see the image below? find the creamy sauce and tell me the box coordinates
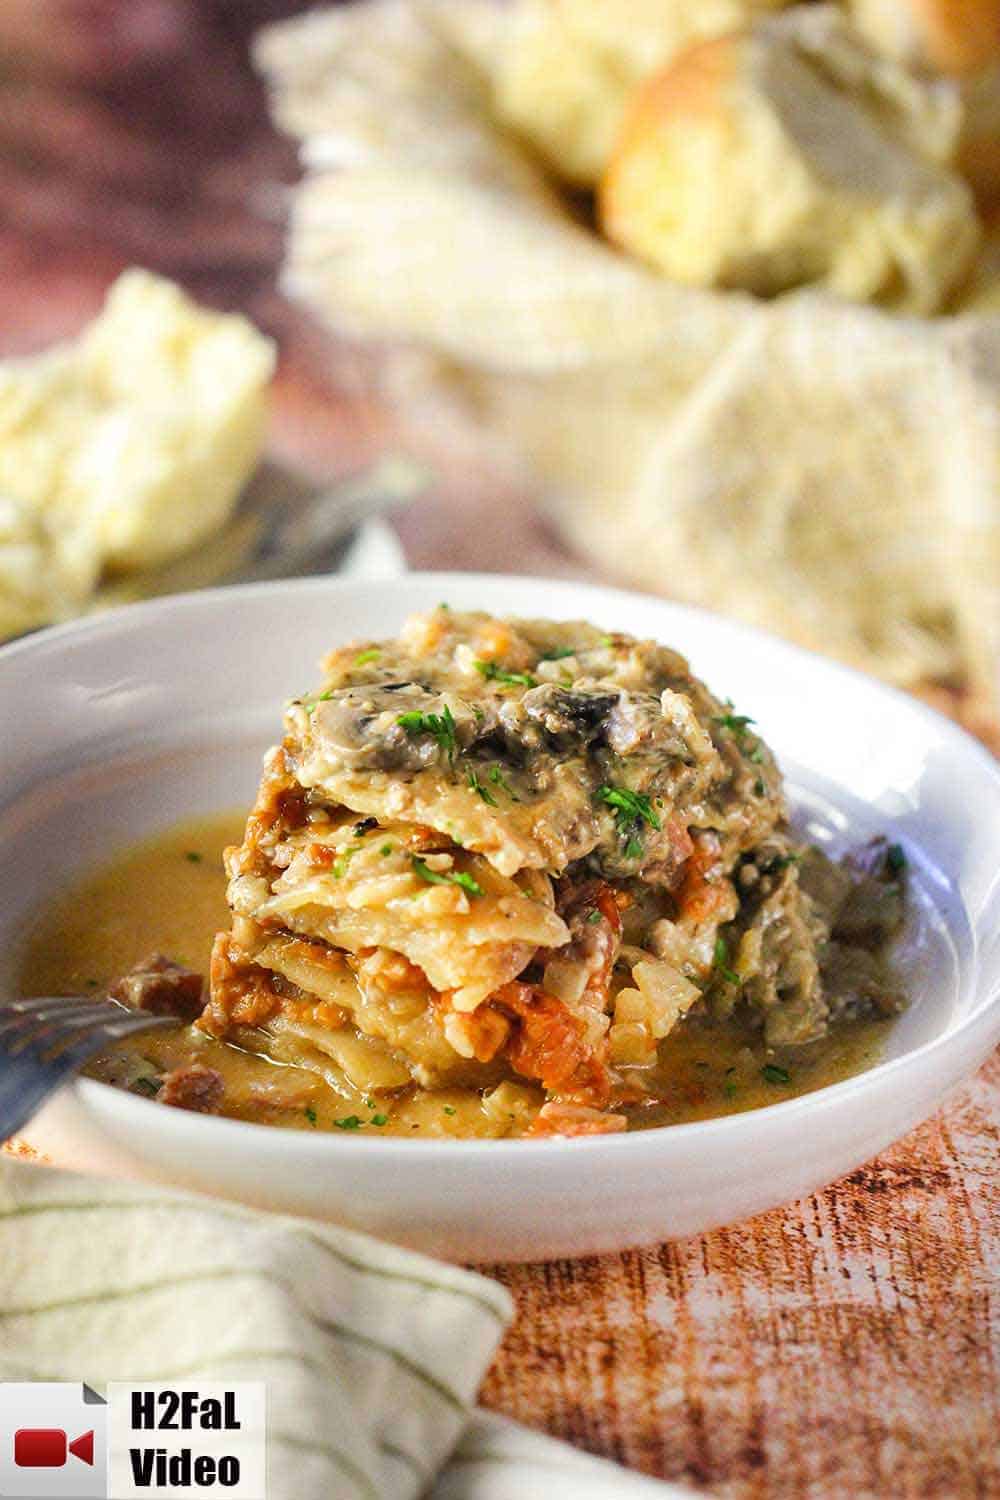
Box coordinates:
[19,814,892,1137]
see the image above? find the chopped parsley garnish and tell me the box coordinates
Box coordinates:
[467,769,498,806]
[354,648,381,667]
[761,1063,791,1086]
[754,779,766,797]
[397,704,457,762]
[597,784,660,860]
[713,936,741,986]
[304,1104,318,1126]
[587,909,603,924]
[332,845,361,879]
[598,635,613,647]
[723,1080,739,1101]
[184,851,202,864]
[887,843,907,875]
[411,856,484,897]
[443,1105,457,1116]
[304,687,335,717]
[370,1114,389,1127]
[538,646,576,661]
[715,710,766,766]
[85,978,100,989]
[333,1115,363,1130]
[598,785,661,832]
[133,1077,160,1098]
[380,843,394,857]
[474,659,537,689]
[488,765,519,800]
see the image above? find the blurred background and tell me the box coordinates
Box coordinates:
[0,0,567,572]
[2,0,998,739]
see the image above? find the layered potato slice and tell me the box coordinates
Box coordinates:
[198,610,905,1137]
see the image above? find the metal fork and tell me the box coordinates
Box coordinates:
[0,996,176,1143]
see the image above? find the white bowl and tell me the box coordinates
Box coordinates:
[1,574,998,1262]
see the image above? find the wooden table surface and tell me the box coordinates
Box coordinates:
[2,7,997,1496]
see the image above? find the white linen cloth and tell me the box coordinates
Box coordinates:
[0,1159,691,1499]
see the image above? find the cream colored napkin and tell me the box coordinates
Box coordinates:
[0,1159,689,1499]
[256,0,1000,723]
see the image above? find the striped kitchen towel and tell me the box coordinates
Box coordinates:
[0,1159,690,1499]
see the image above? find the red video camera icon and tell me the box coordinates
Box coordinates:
[14,1429,94,1467]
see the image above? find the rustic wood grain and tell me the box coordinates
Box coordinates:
[2,7,998,1497]
[483,1051,1000,1497]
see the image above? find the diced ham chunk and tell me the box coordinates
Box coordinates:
[526,1102,628,1138]
[109,953,204,1021]
[156,1063,224,1114]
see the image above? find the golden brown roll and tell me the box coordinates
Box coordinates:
[492,0,792,187]
[957,66,1000,210]
[846,0,1000,75]
[598,7,979,313]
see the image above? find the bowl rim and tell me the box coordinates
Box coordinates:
[4,569,999,1159]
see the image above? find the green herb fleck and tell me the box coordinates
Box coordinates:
[411,856,484,898]
[184,851,202,864]
[354,648,381,667]
[713,936,741,986]
[467,769,498,806]
[474,659,537,689]
[333,1115,363,1130]
[380,843,394,857]
[761,1063,791,1086]
[488,765,519,801]
[538,646,576,661]
[715,711,767,767]
[303,687,336,717]
[887,843,907,875]
[598,785,661,832]
[85,978,100,989]
[397,704,457,762]
[587,910,603,925]
[597,784,660,860]
[723,1080,739,1101]
[370,1114,389,1127]
[598,635,613,647]
[332,845,361,880]
[754,779,766,797]
[133,1077,160,1098]
[304,1104,318,1126]
[443,1105,457,1116]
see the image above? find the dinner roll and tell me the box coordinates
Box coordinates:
[958,66,1000,210]
[598,6,980,313]
[846,0,1000,76]
[956,212,1000,310]
[493,0,792,187]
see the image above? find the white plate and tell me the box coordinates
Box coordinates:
[1,574,998,1262]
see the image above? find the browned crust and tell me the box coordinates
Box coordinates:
[911,0,1000,75]
[598,33,740,252]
